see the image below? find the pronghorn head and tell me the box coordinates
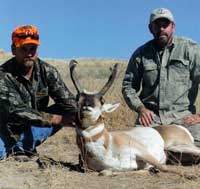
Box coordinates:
[69,60,120,129]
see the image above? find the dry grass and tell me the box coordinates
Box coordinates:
[61,58,135,129]
[0,52,200,189]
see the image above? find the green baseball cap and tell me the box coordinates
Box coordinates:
[149,8,174,24]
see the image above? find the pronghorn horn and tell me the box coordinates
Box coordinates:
[97,63,119,96]
[69,59,83,93]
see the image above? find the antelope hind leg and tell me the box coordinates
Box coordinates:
[166,145,200,165]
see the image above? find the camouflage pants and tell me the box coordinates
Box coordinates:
[135,114,200,147]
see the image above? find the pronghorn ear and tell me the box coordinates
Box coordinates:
[102,103,120,113]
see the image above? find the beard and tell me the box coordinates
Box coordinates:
[17,58,36,75]
[23,58,35,67]
[154,33,172,49]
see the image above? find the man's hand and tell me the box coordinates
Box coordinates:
[51,115,63,125]
[183,114,200,126]
[137,106,155,127]
[51,114,75,127]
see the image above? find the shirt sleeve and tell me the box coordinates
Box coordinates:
[190,44,200,83]
[45,65,77,113]
[122,52,144,112]
[0,73,53,128]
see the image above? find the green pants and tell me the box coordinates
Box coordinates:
[185,124,200,147]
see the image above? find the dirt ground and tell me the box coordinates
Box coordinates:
[0,127,199,189]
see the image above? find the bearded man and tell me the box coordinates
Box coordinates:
[122,8,200,147]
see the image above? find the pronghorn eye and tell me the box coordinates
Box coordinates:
[76,94,80,101]
[100,97,105,105]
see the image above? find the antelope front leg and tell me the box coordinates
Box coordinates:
[98,169,150,176]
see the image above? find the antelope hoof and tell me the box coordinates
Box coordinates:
[149,167,160,175]
[98,169,113,176]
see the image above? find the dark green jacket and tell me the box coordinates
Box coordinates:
[0,57,76,139]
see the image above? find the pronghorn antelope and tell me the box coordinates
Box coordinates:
[69,59,193,177]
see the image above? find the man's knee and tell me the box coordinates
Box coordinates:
[187,124,200,147]
[194,140,200,147]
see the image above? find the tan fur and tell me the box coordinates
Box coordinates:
[84,129,106,144]
[111,132,168,171]
[153,125,200,166]
[154,125,193,147]
[103,131,110,150]
[111,131,190,177]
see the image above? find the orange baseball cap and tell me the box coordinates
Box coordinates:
[12,25,40,47]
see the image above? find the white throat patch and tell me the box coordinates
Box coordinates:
[87,107,101,121]
[82,123,104,138]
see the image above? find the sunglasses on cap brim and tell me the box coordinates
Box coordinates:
[14,33,39,40]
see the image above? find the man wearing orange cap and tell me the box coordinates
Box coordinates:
[0,25,77,159]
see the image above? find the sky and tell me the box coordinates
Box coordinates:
[0,0,200,60]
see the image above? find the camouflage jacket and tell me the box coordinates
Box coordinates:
[0,57,76,138]
[122,36,200,124]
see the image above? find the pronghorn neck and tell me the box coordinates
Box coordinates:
[77,116,109,143]
[78,116,104,131]
[82,121,106,138]
[82,123,105,141]
[76,116,110,171]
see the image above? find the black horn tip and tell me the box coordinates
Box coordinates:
[69,59,78,69]
[110,63,119,72]
[114,63,119,69]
